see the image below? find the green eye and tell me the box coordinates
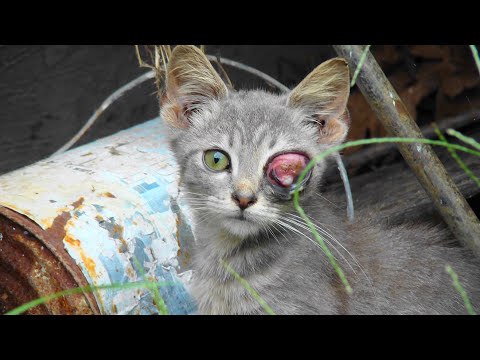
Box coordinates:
[204,150,230,171]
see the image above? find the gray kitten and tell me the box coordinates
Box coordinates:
[160,45,480,314]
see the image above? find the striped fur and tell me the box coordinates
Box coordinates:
[161,46,480,314]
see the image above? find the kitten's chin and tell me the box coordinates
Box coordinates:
[221,218,262,238]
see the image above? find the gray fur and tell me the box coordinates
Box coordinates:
[162,49,480,315]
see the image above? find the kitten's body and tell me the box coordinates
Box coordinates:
[190,198,480,314]
[162,46,480,314]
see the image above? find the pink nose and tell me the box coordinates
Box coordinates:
[232,192,257,210]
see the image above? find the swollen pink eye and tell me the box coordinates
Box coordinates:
[266,153,310,188]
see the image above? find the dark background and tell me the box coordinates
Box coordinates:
[0,45,336,175]
[1,45,480,210]
[1,45,480,239]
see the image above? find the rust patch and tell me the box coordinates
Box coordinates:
[0,208,96,314]
[0,201,100,314]
[71,197,85,209]
[44,197,84,246]
[64,235,98,282]
[113,223,123,236]
[127,267,135,278]
[44,212,72,249]
[175,215,191,266]
[0,201,34,219]
[94,215,128,253]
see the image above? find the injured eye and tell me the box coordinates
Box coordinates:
[266,152,311,195]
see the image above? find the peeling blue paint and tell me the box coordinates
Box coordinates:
[99,253,127,284]
[154,266,197,315]
[133,182,160,194]
[0,116,198,315]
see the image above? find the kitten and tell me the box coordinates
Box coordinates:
[160,45,480,314]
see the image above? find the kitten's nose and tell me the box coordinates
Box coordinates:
[232,191,257,210]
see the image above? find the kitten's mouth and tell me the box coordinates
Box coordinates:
[222,213,262,238]
[230,212,248,221]
[226,211,258,225]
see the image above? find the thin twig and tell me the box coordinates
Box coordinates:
[205,55,290,93]
[50,52,290,157]
[212,56,234,90]
[293,135,480,293]
[339,109,480,173]
[49,71,155,157]
[334,152,354,220]
[49,47,355,223]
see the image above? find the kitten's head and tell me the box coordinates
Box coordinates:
[161,45,350,238]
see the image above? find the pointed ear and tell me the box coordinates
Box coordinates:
[288,58,350,145]
[161,45,228,129]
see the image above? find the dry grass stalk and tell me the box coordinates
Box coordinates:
[135,45,235,93]
[135,45,171,94]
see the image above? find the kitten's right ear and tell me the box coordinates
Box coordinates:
[161,45,228,129]
[287,58,351,146]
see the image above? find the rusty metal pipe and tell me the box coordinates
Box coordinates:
[0,117,197,315]
[333,45,480,257]
[0,207,98,314]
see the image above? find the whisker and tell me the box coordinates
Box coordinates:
[181,200,209,205]
[287,211,339,233]
[191,207,217,224]
[288,212,358,263]
[284,212,376,297]
[188,207,211,212]
[179,190,209,196]
[313,191,341,209]
[263,222,281,246]
[269,222,290,243]
[274,218,338,263]
[279,216,357,275]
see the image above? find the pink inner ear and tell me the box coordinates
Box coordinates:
[267,153,309,187]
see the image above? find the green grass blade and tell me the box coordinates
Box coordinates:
[293,135,480,294]
[5,280,178,315]
[350,45,371,88]
[470,45,480,76]
[445,265,477,315]
[131,256,169,315]
[8,134,480,315]
[433,124,480,188]
[446,128,480,151]
[293,197,352,294]
[220,259,276,315]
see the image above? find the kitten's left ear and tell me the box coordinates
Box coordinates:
[288,58,350,146]
[161,45,228,129]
